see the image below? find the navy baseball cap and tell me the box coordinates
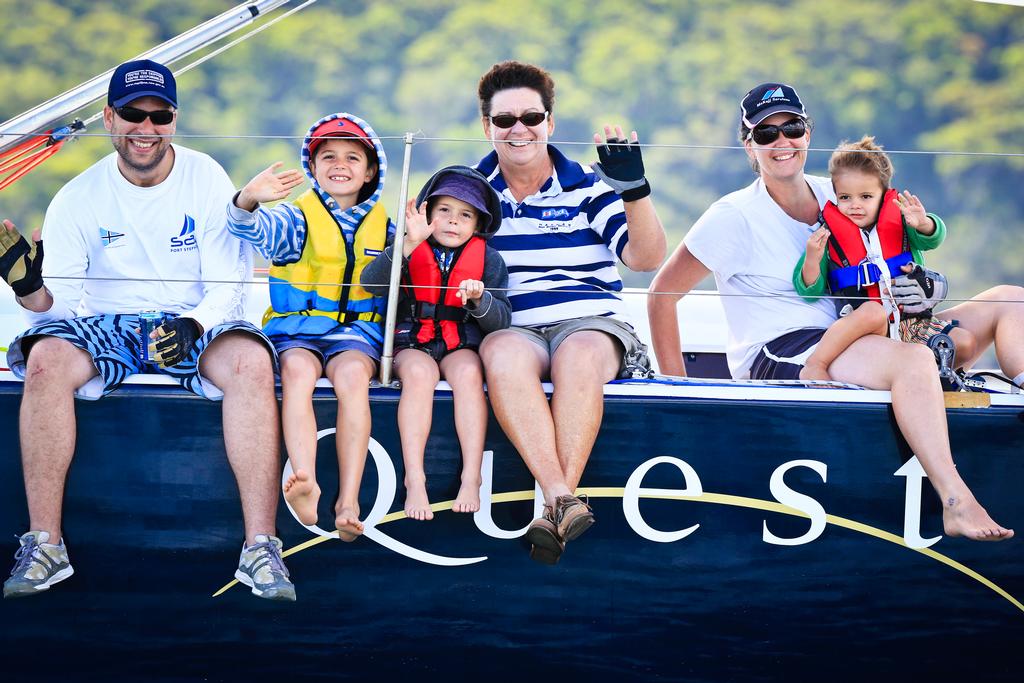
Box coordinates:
[740,83,806,128]
[107,59,177,108]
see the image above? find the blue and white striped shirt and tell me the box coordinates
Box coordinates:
[476,145,629,328]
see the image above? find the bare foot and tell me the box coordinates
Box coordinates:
[452,479,481,514]
[942,495,1014,541]
[283,469,321,526]
[335,506,363,542]
[799,361,831,382]
[404,479,434,521]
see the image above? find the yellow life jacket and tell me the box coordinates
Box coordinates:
[263,189,388,327]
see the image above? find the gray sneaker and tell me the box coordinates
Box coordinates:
[3,531,74,599]
[235,534,295,602]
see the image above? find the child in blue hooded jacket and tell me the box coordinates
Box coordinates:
[227,112,392,540]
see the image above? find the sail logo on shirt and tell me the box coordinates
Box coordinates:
[170,214,197,253]
[541,208,570,219]
[100,228,125,248]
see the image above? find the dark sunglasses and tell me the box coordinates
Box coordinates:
[114,106,175,126]
[489,111,548,129]
[749,118,807,145]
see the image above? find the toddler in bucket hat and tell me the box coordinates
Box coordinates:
[359,165,510,522]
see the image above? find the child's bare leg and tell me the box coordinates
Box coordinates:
[801,302,889,381]
[440,349,485,513]
[280,349,323,525]
[325,350,375,541]
[395,349,439,521]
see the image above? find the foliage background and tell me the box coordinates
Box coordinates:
[1,0,1022,296]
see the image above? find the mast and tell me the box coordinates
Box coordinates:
[0,0,292,156]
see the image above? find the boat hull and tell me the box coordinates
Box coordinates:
[1,377,1022,681]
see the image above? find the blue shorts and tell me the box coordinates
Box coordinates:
[264,315,381,367]
[749,328,827,380]
[6,314,277,401]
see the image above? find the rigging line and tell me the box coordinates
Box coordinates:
[34,275,1023,305]
[76,0,321,130]
[0,142,56,175]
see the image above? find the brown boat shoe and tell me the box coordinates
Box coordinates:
[553,494,595,542]
[526,506,564,565]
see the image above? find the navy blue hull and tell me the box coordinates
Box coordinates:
[1,379,1022,681]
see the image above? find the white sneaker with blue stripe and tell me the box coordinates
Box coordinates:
[3,531,74,599]
[235,534,295,602]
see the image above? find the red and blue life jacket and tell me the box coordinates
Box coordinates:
[823,188,914,310]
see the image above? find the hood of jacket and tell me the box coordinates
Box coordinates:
[300,112,387,215]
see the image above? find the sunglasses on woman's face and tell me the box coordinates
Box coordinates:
[114,106,176,126]
[489,111,548,129]
[749,118,807,145]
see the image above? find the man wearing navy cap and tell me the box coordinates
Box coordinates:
[0,60,298,600]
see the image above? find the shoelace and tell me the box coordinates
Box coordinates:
[554,495,589,524]
[10,535,39,577]
[249,540,289,578]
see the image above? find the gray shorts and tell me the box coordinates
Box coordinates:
[511,316,652,379]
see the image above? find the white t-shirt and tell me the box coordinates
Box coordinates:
[27,144,249,333]
[684,175,838,378]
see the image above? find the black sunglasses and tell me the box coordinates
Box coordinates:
[489,111,548,129]
[749,118,807,145]
[114,106,175,126]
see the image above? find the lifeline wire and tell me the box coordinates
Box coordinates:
[35,275,1024,306]
[4,131,1023,159]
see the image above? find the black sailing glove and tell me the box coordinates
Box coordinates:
[890,264,948,316]
[592,136,651,202]
[149,317,202,368]
[0,226,44,297]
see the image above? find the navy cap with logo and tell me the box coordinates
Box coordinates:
[740,83,806,128]
[107,59,177,109]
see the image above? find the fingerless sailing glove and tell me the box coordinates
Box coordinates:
[0,229,44,297]
[149,317,202,368]
[593,137,651,202]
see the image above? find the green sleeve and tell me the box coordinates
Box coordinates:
[793,250,829,300]
[906,213,945,263]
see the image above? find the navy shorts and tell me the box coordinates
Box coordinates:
[6,314,277,400]
[749,328,827,380]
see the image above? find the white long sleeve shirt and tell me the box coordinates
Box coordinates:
[26,145,250,333]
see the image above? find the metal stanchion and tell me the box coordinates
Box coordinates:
[379,131,415,386]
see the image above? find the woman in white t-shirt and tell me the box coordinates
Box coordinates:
[647,82,1012,543]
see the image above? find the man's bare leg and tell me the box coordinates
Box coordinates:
[325,350,375,541]
[199,332,281,546]
[278,349,323,525]
[479,331,572,505]
[19,337,98,541]
[941,285,1024,380]
[394,349,439,521]
[549,331,619,492]
[829,335,1013,541]
[440,349,486,514]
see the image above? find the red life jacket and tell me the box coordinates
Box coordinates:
[406,236,486,351]
[823,188,913,306]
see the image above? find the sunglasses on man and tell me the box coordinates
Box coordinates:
[114,106,176,126]
[489,111,548,129]
[748,118,807,145]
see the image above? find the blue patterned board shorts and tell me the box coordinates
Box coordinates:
[5,313,278,401]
